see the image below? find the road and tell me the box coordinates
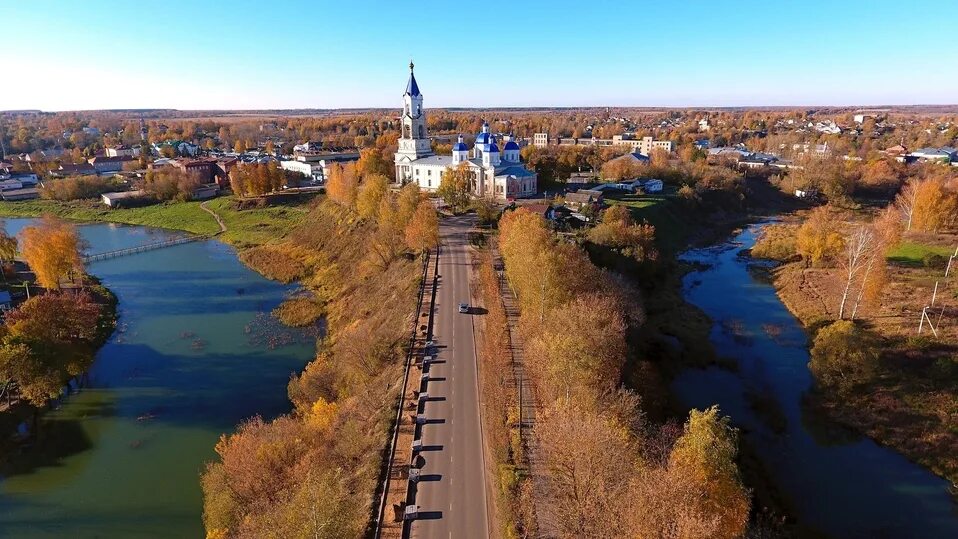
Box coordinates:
[411,213,490,539]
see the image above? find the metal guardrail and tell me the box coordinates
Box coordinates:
[373,247,435,538]
[82,235,204,263]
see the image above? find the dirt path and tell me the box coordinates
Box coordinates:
[200,200,226,234]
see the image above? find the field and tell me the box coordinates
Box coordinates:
[0,195,317,248]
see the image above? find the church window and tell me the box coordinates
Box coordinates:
[418,125,424,138]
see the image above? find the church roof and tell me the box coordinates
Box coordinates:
[488,143,499,153]
[453,141,469,151]
[495,165,536,177]
[475,132,492,144]
[405,72,420,96]
[504,140,520,151]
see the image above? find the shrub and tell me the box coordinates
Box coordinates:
[922,252,947,269]
[41,175,118,201]
[751,223,798,261]
[809,320,879,392]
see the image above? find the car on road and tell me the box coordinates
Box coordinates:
[458,302,469,313]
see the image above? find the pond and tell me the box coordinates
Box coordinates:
[672,222,958,539]
[0,220,317,538]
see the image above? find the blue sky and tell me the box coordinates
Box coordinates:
[3,0,956,110]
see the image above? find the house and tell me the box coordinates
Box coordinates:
[281,160,324,183]
[52,163,98,177]
[1,188,40,201]
[293,141,323,153]
[172,158,217,182]
[214,158,238,188]
[105,145,140,158]
[101,190,148,207]
[694,139,711,150]
[0,290,12,311]
[909,147,957,163]
[88,155,134,174]
[564,189,604,210]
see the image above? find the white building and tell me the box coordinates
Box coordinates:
[394,63,537,200]
[280,160,324,183]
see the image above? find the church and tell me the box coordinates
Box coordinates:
[393,63,537,200]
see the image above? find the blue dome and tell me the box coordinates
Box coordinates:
[488,143,499,153]
[475,132,492,144]
[452,142,468,151]
[504,140,520,151]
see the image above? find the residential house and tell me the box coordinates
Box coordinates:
[106,145,140,158]
[564,189,604,210]
[172,158,217,183]
[88,155,134,174]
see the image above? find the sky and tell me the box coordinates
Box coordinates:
[2,0,957,111]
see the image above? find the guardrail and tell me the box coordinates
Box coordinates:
[373,246,436,538]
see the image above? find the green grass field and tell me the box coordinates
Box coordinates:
[886,241,954,266]
[0,195,316,248]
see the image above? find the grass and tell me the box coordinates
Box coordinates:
[602,190,693,254]
[886,241,954,266]
[0,199,221,235]
[0,194,317,249]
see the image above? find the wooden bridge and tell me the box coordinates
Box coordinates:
[83,235,207,263]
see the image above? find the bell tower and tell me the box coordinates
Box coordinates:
[395,61,433,183]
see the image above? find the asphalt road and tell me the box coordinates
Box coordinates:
[411,214,489,539]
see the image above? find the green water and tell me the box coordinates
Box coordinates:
[0,220,317,538]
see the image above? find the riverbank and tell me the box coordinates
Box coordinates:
[0,194,317,249]
[759,238,958,487]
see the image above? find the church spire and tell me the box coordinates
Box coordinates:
[405,60,420,97]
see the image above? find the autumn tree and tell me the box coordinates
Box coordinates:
[894,174,957,232]
[588,205,659,262]
[326,162,359,208]
[0,228,17,264]
[809,320,879,392]
[18,216,84,290]
[666,406,750,539]
[796,206,845,266]
[357,147,393,180]
[355,173,389,220]
[535,400,638,537]
[0,291,103,406]
[404,200,439,254]
[437,163,472,213]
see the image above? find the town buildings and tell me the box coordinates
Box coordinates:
[394,63,537,200]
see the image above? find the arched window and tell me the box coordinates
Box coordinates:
[418,125,424,138]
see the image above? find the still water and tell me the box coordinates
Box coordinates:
[672,223,958,538]
[0,220,316,538]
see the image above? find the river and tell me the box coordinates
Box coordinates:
[672,222,958,538]
[0,220,317,538]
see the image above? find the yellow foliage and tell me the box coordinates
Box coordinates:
[796,206,845,266]
[17,215,84,290]
[306,398,339,432]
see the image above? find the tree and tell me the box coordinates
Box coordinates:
[796,206,844,266]
[0,291,103,406]
[667,406,750,539]
[233,139,247,154]
[18,216,84,290]
[355,174,389,220]
[894,174,957,233]
[535,400,638,537]
[809,320,878,392]
[404,200,438,254]
[0,227,18,264]
[437,163,471,213]
[326,162,359,208]
[357,147,392,180]
[588,205,659,262]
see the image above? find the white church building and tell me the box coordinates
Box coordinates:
[393,63,537,200]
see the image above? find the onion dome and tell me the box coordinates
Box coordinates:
[452,134,468,152]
